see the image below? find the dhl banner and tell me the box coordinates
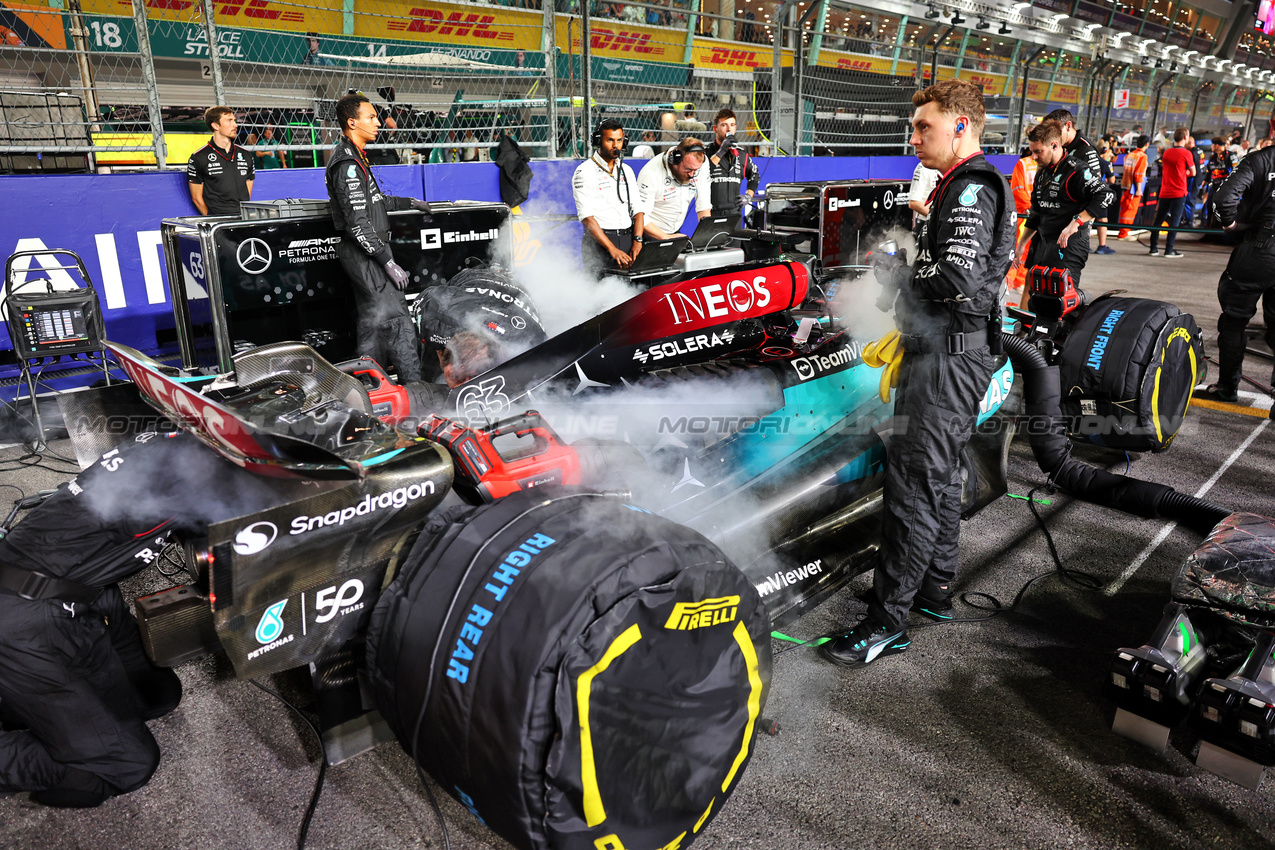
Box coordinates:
[1,1,67,49]
[816,52,893,74]
[562,17,684,65]
[690,40,792,71]
[82,0,340,33]
[363,0,542,52]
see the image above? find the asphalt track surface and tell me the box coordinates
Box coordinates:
[4,231,1275,850]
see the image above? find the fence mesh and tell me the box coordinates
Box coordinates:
[0,1,156,171]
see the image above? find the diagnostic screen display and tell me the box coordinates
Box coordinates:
[27,307,89,344]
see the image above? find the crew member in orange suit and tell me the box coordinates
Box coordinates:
[1117,134,1149,239]
[1006,148,1037,307]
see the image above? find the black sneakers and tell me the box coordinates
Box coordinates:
[913,586,955,621]
[818,618,910,668]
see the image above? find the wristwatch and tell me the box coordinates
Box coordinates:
[633,234,644,243]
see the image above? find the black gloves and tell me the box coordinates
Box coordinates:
[721,134,737,152]
[871,245,908,313]
[383,260,411,290]
[409,198,432,212]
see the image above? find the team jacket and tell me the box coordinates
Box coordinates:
[1211,145,1275,233]
[1024,149,1113,241]
[326,137,414,265]
[0,432,286,587]
[898,153,1015,332]
[1066,134,1108,200]
[705,141,759,211]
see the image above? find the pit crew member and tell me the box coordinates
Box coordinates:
[1014,119,1113,306]
[573,119,642,277]
[1207,140,1275,402]
[187,106,253,216]
[636,138,712,241]
[326,92,430,382]
[705,108,759,215]
[820,79,1015,668]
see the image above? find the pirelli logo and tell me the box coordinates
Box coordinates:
[664,596,740,631]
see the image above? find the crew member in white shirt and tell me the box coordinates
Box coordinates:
[572,119,642,277]
[635,138,712,241]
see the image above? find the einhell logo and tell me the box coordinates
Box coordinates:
[123,0,302,20]
[590,28,658,55]
[388,9,512,40]
[837,59,873,71]
[707,47,763,68]
[664,596,740,631]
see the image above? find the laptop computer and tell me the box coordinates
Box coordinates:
[615,235,689,276]
[688,212,743,251]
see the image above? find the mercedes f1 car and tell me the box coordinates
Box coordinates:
[12,220,1241,847]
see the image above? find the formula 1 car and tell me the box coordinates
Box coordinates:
[21,236,1228,846]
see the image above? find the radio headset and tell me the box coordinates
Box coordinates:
[592,121,633,219]
[669,142,707,166]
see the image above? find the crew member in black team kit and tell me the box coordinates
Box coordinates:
[705,108,759,214]
[1207,141,1275,401]
[1013,119,1113,309]
[186,106,254,216]
[326,92,430,382]
[0,433,282,807]
[820,79,1015,668]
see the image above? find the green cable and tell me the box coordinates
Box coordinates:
[771,631,831,647]
[1006,492,1052,506]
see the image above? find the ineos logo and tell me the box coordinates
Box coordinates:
[236,238,272,274]
[233,521,278,555]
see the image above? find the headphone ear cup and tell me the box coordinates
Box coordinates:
[670,147,682,165]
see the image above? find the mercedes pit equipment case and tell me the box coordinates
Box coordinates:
[161,199,511,373]
[763,180,910,273]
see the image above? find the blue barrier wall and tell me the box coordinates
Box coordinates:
[0,154,1017,379]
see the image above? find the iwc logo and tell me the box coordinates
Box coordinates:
[236,238,272,274]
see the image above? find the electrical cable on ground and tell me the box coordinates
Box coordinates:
[249,679,328,850]
[774,486,1103,656]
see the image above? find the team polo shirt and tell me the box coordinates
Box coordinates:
[572,154,637,230]
[636,151,711,234]
[186,137,254,216]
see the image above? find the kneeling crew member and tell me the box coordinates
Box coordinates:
[573,119,641,277]
[1015,119,1113,307]
[326,92,429,382]
[636,138,712,241]
[820,79,1015,668]
[1207,141,1275,402]
[0,432,282,807]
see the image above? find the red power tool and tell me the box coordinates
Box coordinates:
[1027,264,1084,324]
[337,357,411,425]
[420,411,582,504]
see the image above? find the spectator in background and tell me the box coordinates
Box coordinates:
[621,2,644,23]
[1203,136,1235,224]
[1093,141,1117,254]
[1121,125,1142,148]
[248,125,286,169]
[631,130,657,160]
[1147,128,1195,258]
[1117,134,1150,239]
[675,107,707,134]
[1006,147,1038,307]
[1235,138,1251,164]
[1259,138,1274,150]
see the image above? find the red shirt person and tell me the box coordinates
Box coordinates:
[1148,128,1197,258]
